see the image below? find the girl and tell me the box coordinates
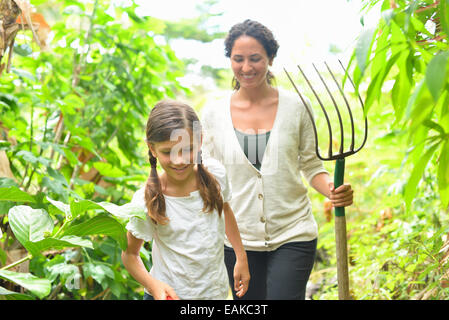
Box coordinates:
[201,19,354,300]
[122,100,250,300]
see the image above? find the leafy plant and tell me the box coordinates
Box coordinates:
[0,0,185,300]
[351,0,449,210]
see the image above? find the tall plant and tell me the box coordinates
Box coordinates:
[0,0,186,299]
[352,0,449,209]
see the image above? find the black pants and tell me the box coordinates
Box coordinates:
[143,292,154,300]
[224,239,317,300]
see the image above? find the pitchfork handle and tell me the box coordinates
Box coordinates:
[334,158,350,299]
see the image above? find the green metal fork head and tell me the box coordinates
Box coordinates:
[284,60,368,161]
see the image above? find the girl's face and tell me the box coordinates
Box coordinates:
[148,129,200,182]
[230,35,273,90]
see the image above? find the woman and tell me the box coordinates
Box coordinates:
[201,19,353,300]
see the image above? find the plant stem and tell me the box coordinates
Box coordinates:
[53,218,69,239]
[0,254,32,271]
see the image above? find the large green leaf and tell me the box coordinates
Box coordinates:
[365,51,403,112]
[83,262,115,287]
[96,201,147,220]
[404,142,440,210]
[0,286,34,300]
[93,162,126,178]
[70,199,102,220]
[425,51,449,102]
[15,150,51,167]
[70,198,146,220]
[63,215,127,250]
[24,236,93,257]
[8,206,54,251]
[0,187,36,203]
[46,261,80,283]
[356,27,376,75]
[0,270,51,299]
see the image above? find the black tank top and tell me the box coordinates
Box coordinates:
[234,128,271,171]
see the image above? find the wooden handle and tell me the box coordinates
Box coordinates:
[335,215,350,300]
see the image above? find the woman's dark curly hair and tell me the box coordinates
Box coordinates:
[224,19,279,90]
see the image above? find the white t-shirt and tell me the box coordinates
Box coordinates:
[126,158,232,300]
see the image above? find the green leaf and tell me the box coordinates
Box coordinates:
[46,262,80,285]
[0,270,51,299]
[0,177,18,188]
[25,236,93,257]
[46,196,72,220]
[391,55,413,122]
[15,150,51,167]
[440,0,449,38]
[404,142,440,210]
[83,262,115,286]
[96,201,147,220]
[365,51,403,113]
[423,119,446,136]
[8,206,54,252]
[93,162,126,178]
[0,187,36,203]
[0,286,35,300]
[68,198,146,221]
[41,177,68,200]
[63,215,127,250]
[62,94,84,115]
[438,140,449,207]
[356,27,376,75]
[425,51,449,102]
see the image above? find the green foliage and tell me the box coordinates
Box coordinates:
[352,0,449,209]
[305,0,449,300]
[0,0,183,300]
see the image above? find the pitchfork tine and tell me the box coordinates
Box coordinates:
[338,60,368,153]
[312,63,345,155]
[283,67,323,160]
[297,65,333,159]
[324,62,355,152]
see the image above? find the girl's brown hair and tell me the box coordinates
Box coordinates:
[145,100,224,224]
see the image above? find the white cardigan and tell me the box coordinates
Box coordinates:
[201,88,328,251]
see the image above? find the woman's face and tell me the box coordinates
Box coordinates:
[230,35,273,90]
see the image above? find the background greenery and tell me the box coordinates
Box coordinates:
[0,0,448,300]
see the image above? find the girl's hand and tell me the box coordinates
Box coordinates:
[233,257,250,298]
[329,182,353,208]
[147,278,180,300]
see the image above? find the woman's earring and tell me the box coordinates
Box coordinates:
[232,76,240,90]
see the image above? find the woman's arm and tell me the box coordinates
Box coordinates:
[223,202,250,298]
[121,231,179,300]
[310,172,354,207]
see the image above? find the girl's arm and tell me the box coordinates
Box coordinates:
[223,202,250,298]
[310,172,354,207]
[121,231,179,300]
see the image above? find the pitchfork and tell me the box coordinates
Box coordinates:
[284,61,368,300]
